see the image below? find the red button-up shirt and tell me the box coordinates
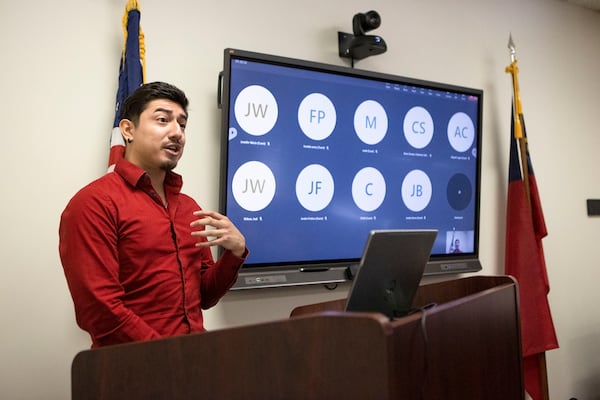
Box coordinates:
[59,159,246,347]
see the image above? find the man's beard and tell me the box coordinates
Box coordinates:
[160,159,179,171]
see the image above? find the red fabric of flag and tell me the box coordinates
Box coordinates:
[505,112,558,400]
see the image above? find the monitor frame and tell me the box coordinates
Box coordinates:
[217,48,483,290]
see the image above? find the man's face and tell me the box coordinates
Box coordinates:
[122,99,188,173]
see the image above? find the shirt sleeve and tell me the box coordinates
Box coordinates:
[199,247,249,309]
[59,189,160,347]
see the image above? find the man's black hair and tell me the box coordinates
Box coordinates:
[120,81,189,125]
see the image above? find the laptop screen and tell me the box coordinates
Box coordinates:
[345,229,437,318]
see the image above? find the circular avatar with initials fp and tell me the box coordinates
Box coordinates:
[297,93,337,141]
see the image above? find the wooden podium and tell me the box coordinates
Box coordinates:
[71,275,523,400]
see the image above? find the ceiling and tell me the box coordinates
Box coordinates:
[566,0,600,11]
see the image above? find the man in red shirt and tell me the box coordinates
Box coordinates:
[59,82,248,348]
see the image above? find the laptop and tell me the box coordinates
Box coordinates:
[345,229,437,319]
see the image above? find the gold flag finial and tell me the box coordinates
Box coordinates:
[505,33,531,208]
[508,33,516,63]
[505,33,522,139]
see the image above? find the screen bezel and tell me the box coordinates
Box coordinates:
[218,48,483,289]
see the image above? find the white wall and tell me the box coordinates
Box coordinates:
[1,0,599,398]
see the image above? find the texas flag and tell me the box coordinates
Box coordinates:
[505,110,558,400]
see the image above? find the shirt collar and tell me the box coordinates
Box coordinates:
[114,158,183,193]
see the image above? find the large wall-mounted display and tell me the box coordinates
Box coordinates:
[218,48,483,289]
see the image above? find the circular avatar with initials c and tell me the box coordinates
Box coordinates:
[352,167,386,212]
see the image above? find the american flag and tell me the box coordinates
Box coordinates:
[108,0,146,171]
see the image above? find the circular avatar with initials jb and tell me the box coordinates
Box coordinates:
[401,169,432,212]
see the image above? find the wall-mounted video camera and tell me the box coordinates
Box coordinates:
[338,10,387,62]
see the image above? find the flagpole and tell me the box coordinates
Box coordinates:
[540,354,550,400]
[505,34,532,213]
[505,34,549,400]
